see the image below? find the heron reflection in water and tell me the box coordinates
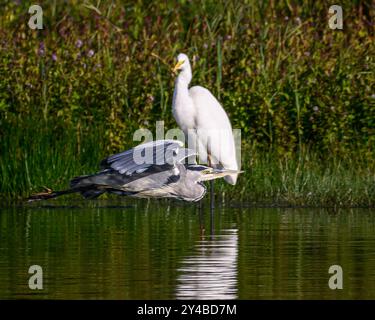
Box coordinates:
[176,228,238,300]
[28,140,241,202]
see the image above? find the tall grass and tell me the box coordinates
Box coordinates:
[1,118,374,207]
[0,1,374,205]
[0,119,105,200]
[224,145,375,207]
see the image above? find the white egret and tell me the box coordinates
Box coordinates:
[172,53,239,205]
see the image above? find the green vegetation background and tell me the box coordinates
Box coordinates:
[0,0,374,206]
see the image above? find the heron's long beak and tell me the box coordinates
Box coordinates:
[199,168,244,181]
[172,60,184,73]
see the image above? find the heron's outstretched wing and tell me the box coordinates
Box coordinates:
[100,140,197,176]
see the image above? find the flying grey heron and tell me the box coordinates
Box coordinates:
[27,140,241,202]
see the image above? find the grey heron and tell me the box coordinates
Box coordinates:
[27,140,241,202]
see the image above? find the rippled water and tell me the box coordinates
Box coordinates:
[0,200,375,299]
[176,229,238,299]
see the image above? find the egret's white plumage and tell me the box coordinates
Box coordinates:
[172,53,238,184]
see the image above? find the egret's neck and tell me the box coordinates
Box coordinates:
[172,67,195,132]
[173,68,192,107]
[175,66,192,89]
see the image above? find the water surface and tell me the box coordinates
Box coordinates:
[0,200,374,299]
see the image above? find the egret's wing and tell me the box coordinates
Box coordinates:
[188,85,239,185]
[100,140,196,176]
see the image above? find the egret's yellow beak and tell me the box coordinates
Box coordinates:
[172,60,185,73]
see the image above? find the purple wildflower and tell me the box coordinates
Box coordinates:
[87,49,95,57]
[75,39,83,48]
[93,63,102,71]
[38,42,45,56]
[52,53,57,61]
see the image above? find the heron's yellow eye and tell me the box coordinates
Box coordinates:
[202,169,213,174]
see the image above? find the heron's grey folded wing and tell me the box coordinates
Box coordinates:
[100,139,195,176]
